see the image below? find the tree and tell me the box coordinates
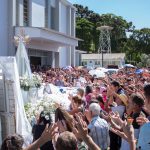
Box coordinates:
[137,54,150,67]
[76,18,94,53]
[74,4,134,53]
[123,28,150,63]
[97,14,134,53]
[74,4,95,19]
[74,4,100,52]
[130,28,150,54]
[74,4,150,64]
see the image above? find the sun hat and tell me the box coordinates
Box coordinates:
[118,94,128,106]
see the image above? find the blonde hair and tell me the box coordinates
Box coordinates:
[72,95,82,105]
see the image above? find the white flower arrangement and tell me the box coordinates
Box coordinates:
[24,96,56,124]
[20,75,33,91]
[20,73,42,91]
[32,73,42,88]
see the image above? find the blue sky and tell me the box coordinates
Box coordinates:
[68,0,150,29]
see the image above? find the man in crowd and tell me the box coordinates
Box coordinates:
[88,103,110,150]
[111,81,124,95]
[55,75,65,87]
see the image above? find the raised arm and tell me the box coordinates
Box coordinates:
[24,124,57,150]
[73,113,100,150]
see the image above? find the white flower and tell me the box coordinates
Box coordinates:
[24,95,60,124]
[45,115,49,120]
[38,106,44,112]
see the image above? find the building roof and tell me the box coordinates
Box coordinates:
[81,53,125,60]
[15,26,79,47]
[61,0,77,10]
[75,50,87,53]
[97,26,113,30]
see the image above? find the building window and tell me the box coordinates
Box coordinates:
[45,0,48,28]
[23,0,29,26]
[82,61,87,66]
[16,0,19,25]
[51,7,55,30]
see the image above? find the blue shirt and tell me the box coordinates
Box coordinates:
[88,116,110,150]
[55,80,65,87]
[137,122,150,150]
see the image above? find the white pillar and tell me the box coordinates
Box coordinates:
[71,46,75,67]
[52,51,55,68]
[71,8,76,37]
[55,52,59,67]
[75,52,80,66]
[8,0,16,56]
[71,8,76,66]
[12,0,17,26]
[67,47,71,66]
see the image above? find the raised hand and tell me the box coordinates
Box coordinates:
[41,123,58,142]
[84,109,92,122]
[57,120,67,133]
[73,113,88,140]
[25,123,58,150]
[101,112,111,123]
[110,127,128,141]
[73,113,100,150]
[109,112,124,126]
[136,116,149,126]
[110,120,135,143]
[122,120,135,142]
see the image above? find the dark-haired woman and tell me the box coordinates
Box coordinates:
[32,111,54,150]
[1,134,24,150]
[85,86,93,108]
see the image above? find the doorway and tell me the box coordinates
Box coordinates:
[30,56,41,66]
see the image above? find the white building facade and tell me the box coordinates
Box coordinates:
[0,0,78,67]
[81,53,126,68]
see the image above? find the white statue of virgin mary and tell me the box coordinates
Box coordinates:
[15,37,32,78]
[15,35,33,147]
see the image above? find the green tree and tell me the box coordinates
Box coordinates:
[74,4,150,64]
[74,4,100,52]
[74,4,95,18]
[130,28,150,54]
[76,18,94,53]
[137,54,150,67]
[74,4,134,53]
[123,28,150,63]
[97,14,134,53]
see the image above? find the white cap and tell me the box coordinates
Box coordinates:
[89,103,101,116]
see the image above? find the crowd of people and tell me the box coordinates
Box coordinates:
[1,65,150,150]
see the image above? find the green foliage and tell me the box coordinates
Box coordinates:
[76,18,94,53]
[137,54,150,67]
[130,28,150,54]
[74,4,150,63]
[74,4,134,53]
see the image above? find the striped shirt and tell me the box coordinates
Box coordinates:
[88,116,110,150]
